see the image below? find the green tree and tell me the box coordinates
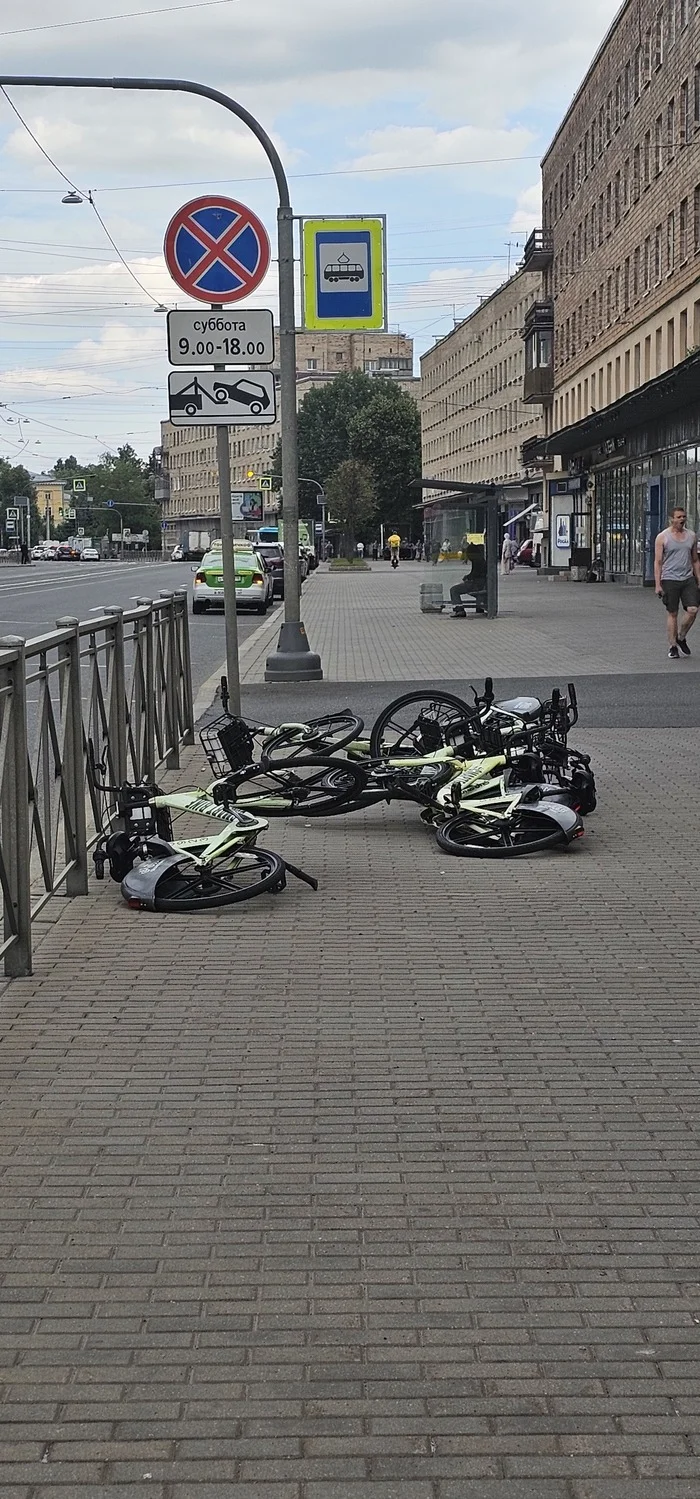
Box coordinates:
[271,371,422,536]
[0,459,41,546]
[52,446,161,547]
[325,459,377,559]
[350,382,422,537]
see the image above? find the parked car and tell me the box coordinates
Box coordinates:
[56,544,81,560]
[80,547,100,561]
[254,542,285,599]
[30,544,45,560]
[192,547,274,615]
[171,545,184,561]
[516,538,535,566]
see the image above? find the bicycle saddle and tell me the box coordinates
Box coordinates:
[494,696,542,717]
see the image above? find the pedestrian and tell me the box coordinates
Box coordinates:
[388,531,401,568]
[654,505,700,658]
[501,532,516,575]
[356,540,365,560]
[20,540,30,564]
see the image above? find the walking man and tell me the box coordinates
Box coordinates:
[654,506,700,658]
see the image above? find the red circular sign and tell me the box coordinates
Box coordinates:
[164,195,271,305]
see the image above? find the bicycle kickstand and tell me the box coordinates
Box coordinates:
[284,860,319,892]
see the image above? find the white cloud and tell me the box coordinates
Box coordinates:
[510,183,542,234]
[347,123,536,180]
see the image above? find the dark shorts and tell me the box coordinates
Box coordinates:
[662,578,700,613]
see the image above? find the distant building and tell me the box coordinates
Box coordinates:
[160,328,416,550]
[419,271,545,554]
[31,474,66,530]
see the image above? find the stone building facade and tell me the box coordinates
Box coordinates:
[420,268,545,488]
[521,0,700,581]
[541,0,700,430]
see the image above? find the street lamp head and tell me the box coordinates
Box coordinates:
[61,190,83,205]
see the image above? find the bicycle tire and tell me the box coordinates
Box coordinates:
[226,757,366,816]
[435,807,574,859]
[262,712,365,763]
[153,847,285,910]
[369,690,473,758]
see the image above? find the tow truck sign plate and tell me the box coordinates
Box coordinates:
[167,370,277,426]
[167,309,274,366]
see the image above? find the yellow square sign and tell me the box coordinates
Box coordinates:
[302,216,387,331]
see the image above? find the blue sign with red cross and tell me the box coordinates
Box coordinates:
[164,195,271,305]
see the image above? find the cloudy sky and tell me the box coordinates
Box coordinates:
[0,0,622,469]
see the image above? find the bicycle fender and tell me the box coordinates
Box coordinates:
[533,800,583,841]
[120,853,186,911]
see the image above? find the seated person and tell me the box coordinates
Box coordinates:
[450,544,487,616]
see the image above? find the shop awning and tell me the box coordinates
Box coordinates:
[537,348,700,459]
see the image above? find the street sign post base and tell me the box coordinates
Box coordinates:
[265,621,323,681]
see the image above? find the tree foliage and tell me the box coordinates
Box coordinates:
[0,459,41,545]
[325,459,377,558]
[270,372,422,536]
[53,446,160,545]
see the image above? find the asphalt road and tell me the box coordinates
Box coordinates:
[238,672,700,729]
[0,559,279,704]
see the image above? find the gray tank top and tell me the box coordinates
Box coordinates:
[661,527,695,581]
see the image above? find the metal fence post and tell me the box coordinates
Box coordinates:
[136,598,156,782]
[56,617,89,896]
[105,606,128,785]
[0,636,32,977]
[174,589,195,745]
[159,592,180,771]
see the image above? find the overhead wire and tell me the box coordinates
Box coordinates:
[0,87,165,305]
[1,0,239,36]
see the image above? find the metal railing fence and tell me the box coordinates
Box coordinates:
[0,589,194,978]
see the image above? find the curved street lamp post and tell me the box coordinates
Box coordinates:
[0,74,323,696]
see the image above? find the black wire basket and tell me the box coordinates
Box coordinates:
[199,714,255,777]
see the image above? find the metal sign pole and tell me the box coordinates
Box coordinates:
[265,208,322,681]
[213,318,242,717]
[486,494,499,619]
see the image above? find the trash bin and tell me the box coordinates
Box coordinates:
[420,582,445,613]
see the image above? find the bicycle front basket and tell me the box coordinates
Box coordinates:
[199,714,255,776]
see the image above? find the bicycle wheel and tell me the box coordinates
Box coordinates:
[226,757,366,816]
[262,712,365,763]
[370,690,473,758]
[435,807,577,859]
[152,847,285,910]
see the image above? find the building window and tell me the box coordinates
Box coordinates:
[654,11,664,70]
[644,235,652,291]
[615,171,621,225]
[655,114,663,174]
[655,223,663,282]
[644,130,651,187]
[695,184,700,253]
[635,44,643,99]
[667,211,675,274]
[633,143,641,200]
[679,0,689,29]
[680,80,688,144]
[307,359,317,370]
[695,64,700,131]
[624,60,631,116]
[680,197,689,260]
[668,97,676,160]
[633,244,641,298]
[624,256,631,311]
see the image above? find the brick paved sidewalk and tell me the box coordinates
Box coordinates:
[242,563,700,684]
[3,722,700,1496]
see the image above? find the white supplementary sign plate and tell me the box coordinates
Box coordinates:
[168,370,277,426]
[167,309,274,366]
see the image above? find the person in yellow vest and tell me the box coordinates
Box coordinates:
[388,532,401,568]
